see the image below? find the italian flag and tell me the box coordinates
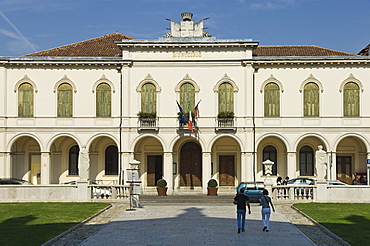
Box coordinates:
[188,105,194,132]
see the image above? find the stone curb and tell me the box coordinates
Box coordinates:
[291,205,351,246]
[41,204,113,246]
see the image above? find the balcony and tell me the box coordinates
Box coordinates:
[138,118,158,132]
[215,117,236,132]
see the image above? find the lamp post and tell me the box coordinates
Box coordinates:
[127,159,141,211]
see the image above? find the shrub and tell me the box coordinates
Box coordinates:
[157,179,167,187]
[207,179,218,188]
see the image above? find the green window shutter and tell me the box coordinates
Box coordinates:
[141,83,156,114]
[304,82,319,117]
[180,82,195,114]
[96,83,111,117]
[343,82,359,117]
[58,83,73,117]
[218,82,234,114]
[264,83,280,117]
[18,83,34,117]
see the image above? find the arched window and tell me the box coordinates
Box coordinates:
[180,82,195,114]
[105,145,118,175]
[343,82,359,117]
[264,83,280,117]
[218,82,234,115]
[299,145,314,176]
[69,145,79,175]
[263,145,277,175]
[18,83,34,117]
[57,83,73,117]
[141,83,156,115]
[304,82,319,117]
[96,83,111,117]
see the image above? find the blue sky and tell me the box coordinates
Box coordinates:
[0,0,369,56]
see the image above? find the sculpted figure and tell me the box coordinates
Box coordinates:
[78,147,90,181]
[316,145,327,181]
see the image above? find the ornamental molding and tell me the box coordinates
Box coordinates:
[136,73,162,93]
[53,75,77,93]
[339,73,364,93]
[174,74,200,92]
[14,75,38,93]
[213,74,239,92]
[299,74,324,93]
[92,74,116,93]
[260,74,284,93]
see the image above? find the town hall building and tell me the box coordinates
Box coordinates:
[0,13,369,194]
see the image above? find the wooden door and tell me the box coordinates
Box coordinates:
[147,155,163,186]
[336,156,352,184]
[219,155,235,186]
[180,142,202,187]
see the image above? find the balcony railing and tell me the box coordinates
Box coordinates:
[215,117,236,132]
[138,118,158,131]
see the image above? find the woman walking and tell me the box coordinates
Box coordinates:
[260,189,275,232]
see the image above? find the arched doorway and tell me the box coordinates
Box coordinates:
[180,142,202,187]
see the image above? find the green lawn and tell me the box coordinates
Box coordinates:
[0,202,110,246]
[294,203,370,245]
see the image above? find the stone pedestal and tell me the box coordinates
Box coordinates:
[77,181,90,201]
[315,181,328,202]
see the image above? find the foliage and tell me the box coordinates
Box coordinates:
[207,179,218,188]
[294,203,370,245]
[156,179,167,187]
[217,111,234,118]
[0,202,109,246]
[137,111,156,119]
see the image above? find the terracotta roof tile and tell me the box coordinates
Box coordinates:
[253,45,356,57]
[24,33,356,57]
[24,32,134,57]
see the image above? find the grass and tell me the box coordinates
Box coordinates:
[294,203,370,245]
[0,202,110,246]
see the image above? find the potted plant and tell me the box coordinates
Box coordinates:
[156,178,167,196]
[217,111,234,119]
[207,179,218,196]
[137,111,156,119]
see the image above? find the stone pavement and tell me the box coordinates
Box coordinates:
[79,198,315,246]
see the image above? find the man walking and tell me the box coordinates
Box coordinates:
[233,188,251,233]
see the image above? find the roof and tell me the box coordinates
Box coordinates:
[358,44,370,56]
[24,32,134,57]
[24,33,356,57]
[253,45,356,57]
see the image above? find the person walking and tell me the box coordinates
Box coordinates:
[233,188,251,233]
[260,189,275,232]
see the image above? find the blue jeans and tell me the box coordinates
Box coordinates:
[237,209,246,230]
[262,208,271,230]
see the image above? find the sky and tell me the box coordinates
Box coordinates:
[0,0,369,56]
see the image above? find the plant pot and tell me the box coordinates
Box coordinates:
[156,187,168,196]
[207,187,218,196]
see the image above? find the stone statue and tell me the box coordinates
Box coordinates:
[315,145,327,181]
[78,147,90,181]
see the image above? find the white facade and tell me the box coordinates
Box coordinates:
[1,13,369,194]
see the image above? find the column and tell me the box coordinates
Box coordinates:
[41,152,51,185]
[163,152,173,195]
[202,152,212,194]
[329,152,336,181]
[241,152,250,182]
[287,152,296,178]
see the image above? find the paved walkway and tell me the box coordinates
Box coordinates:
[79,201,315,246]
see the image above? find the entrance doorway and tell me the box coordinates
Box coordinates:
[147,155,163,186]
[219,155,235,186]
[336,156,352,184]
[180,142,202,187]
